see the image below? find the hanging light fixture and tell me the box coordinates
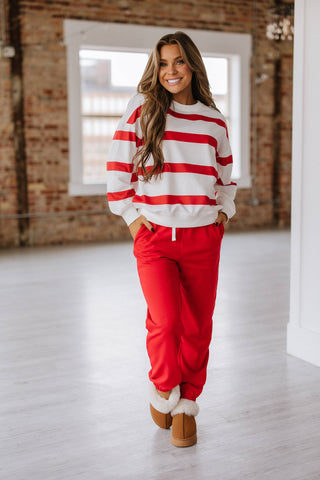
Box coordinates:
[266,2,294,41]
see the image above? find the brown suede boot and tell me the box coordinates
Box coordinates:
[171,398,199,447]
[149,384,180,429]
[150,404,172,429]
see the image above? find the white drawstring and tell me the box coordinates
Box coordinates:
[172,227,176,242]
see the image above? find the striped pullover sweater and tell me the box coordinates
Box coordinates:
[107,94,237,228]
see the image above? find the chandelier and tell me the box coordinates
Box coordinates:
[266,2,294,41]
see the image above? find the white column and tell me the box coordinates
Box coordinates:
[287,0,320,366]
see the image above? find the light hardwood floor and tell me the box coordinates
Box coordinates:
[1,230,320,480]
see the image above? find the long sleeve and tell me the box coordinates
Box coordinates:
[107,98,236,229]
[106,94,143,226]
[215,124,237,221]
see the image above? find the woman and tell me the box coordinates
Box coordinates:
[107,31,236,447]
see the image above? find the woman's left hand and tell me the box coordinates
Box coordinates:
[215,211,228,226]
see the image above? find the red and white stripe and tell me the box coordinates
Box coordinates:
[107,94,237,228]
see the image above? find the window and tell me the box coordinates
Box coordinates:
[64,20,251,195]
[79,51,231,185]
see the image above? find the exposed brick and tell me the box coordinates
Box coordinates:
[0,0,293,246]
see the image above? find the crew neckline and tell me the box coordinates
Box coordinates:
[171,100,202,111]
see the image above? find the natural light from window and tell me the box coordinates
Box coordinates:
[79,49,232,184]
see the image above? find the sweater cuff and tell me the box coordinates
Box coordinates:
[122,206,140,226]
[219,206,235,223]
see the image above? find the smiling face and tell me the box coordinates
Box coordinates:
[158,43,195,105]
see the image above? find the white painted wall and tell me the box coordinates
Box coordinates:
[287,0,320,366]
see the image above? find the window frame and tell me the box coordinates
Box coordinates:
[64,20,252,196]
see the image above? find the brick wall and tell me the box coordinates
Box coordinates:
[0,15,19,246]
[0,0,293,247]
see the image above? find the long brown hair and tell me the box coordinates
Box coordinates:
[134,31,219,181]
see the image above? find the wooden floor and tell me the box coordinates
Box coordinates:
[1,230,320,480]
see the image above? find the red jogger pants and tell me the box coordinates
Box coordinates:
[133,222,224,401]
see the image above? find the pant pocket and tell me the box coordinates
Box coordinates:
[133,224,147,246]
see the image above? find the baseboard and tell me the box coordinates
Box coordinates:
[287,322,320,367]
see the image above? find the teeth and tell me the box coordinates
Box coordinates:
[167,79,181,85]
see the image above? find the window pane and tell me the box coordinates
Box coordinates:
[203,56,229,117]
[79,50,148,184]
[82,116,120,183]
[80,50,149,88]
[79,50,231,184]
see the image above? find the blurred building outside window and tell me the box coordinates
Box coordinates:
[79,49,234,185]
[64,21,251,195]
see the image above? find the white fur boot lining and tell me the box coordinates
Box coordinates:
[171,398,200,417]
[149,384,180,414]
